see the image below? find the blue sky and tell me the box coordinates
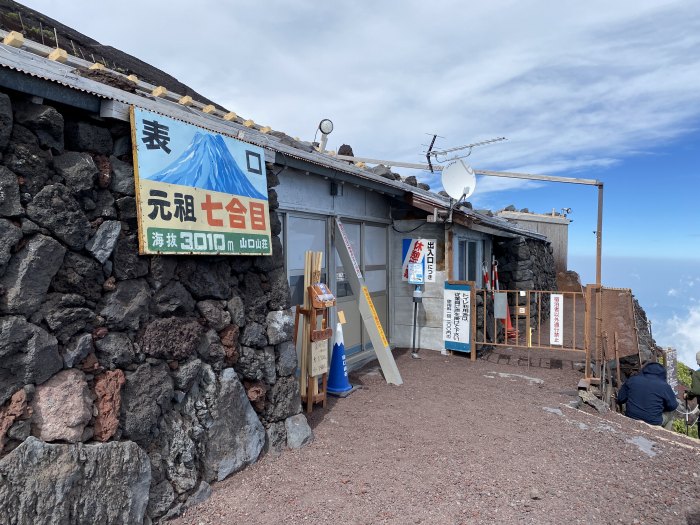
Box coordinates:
[21,0,700,366]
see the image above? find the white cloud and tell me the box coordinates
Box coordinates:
[657,305,700,368]
[21,0,700,190]
[668,288,679,297]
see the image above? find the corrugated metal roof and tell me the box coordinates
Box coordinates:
[0,41,546,241]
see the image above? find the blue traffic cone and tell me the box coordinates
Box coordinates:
[327,323,353,395]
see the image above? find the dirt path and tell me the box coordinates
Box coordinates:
[174,349,700,525]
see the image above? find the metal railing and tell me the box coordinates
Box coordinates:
[474,289,586,353]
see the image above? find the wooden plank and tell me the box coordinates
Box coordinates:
[335,219,402,385]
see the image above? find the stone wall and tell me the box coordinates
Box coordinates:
[472,236,555,348]
[494,236,556,293]
[0,89,311,524]
[494,236,557,324]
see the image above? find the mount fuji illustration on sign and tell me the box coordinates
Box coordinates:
[131,107,271,257]
[144,132,266,200]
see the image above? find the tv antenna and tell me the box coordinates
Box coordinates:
[425,136,506,173]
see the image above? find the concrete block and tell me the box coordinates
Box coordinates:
[47,48,68,63]
[3,31,23,48]
[152,86,167,97]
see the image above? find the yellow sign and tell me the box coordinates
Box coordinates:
[310,339,329,377]
[362,286,389,348]
[337,310,346,325]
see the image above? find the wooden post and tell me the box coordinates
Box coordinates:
[297,251,334,413]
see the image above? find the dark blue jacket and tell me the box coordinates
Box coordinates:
[616,362,678,425]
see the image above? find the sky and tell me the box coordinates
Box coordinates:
[17,0,700,366]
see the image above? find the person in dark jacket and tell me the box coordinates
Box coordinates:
[617,361,678,428]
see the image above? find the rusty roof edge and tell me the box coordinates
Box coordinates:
[409,192,549,241]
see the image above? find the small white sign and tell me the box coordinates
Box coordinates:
[408,262,424,284]
[550,294,563,346]
[310,339,329,377]
[425,239,436,283]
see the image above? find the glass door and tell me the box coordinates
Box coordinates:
[334,221,363,355]
[458,238,483,286]
[362,224,388,351]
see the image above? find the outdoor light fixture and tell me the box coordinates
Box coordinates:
[318,119,334,135]
[317,118,334,152]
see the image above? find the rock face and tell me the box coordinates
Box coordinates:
[51,251,105,302]
[121,363,173,448]
[0,93,11,150]
[140,318,205,360]
[31,369,92,443]
[0,437,150,525]
[0,234,65,315]
[86,220,122,264]
[26,185,91,250]
[201,368,265,481]
[285,413,314,449]
[0,389,30,452]
[0,219,23,277]
[95,332,136,369]
[266,309,294,345]
[13,101,64,153]
[0,166,22,217]
[53,151,97,192]
[0,316,61,406]
[93,370,126,442]
[64,121,113,154]
[99,278,151,330]
[493,236,557,330]
[0,87,302,521]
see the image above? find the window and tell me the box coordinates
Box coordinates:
[287,216,326,305]
[458,239,480,283]
[335,222,361,298]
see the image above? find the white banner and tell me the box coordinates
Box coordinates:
[443,285,471,351]
[550,294,563,346]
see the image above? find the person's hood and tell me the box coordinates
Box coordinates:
[641,362,667,381]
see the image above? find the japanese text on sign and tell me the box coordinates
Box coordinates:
[443,282,471,352]
[310,339,329,377]
[131,107,271,255]
[550,294,563,346]
[402,239,436,282]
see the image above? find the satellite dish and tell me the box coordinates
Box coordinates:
[441,159,477,200]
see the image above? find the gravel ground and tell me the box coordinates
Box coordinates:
[173,348,700,525]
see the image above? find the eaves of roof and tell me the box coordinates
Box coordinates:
[0,41,545,242]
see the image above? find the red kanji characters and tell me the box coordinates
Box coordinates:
[200,194,267,231]
[225,198,247,228]
[201,194,223,227]
[249,202,267,231]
